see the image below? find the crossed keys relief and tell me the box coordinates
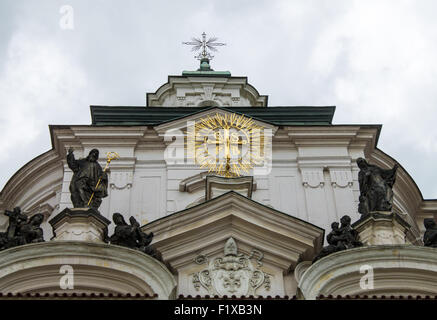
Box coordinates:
[192,238,271,296]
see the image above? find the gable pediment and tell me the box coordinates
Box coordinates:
[142,191,324,271]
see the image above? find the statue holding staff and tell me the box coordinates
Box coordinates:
[67,148,112,210]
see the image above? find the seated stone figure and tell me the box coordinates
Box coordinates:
[109,213,138,248]
[16,214,45,245]
[336,215,362,249]
[312,222,342,263]
[0,208,45,251]
[313,215,362,263]
[109,213,160,260]
[423,218,437,247]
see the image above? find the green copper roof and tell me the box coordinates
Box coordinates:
[181,70,232,77]
[90,106,336,126]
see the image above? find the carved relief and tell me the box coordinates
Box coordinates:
[202,86,214,101]
[193,238,270,296]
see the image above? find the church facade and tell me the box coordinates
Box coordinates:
[0,60,437,299]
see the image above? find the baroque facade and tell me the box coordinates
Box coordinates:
[0,62,437,300]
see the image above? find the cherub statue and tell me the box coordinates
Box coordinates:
[313,215,362,263]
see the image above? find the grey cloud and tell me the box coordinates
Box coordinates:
[0,0,436,198]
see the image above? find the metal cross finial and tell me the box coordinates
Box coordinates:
[182,32,226,61]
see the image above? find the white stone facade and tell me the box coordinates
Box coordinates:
[0,72,437,298]
[10,121,423,242]
[146,75,268,107]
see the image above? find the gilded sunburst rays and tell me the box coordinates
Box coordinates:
[187,113,265,177]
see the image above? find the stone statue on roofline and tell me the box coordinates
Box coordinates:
[0,207,45,251]
[109,213,161,261]
[357,157,399,216]
[423,218,437,248]
[67,148,108,210]
[313,215,362,263]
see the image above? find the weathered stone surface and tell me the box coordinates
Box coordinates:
[49,207,110,242]
[299,245,437,299]
[353,211,413,245]
[0,241,176,297]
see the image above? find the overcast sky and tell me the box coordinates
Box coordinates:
[0,0,436,199]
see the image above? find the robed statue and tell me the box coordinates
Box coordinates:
[67,148,108,210]
[357,157,398,215]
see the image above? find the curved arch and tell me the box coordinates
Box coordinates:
[298,245,437,299]
[0,241,176,298]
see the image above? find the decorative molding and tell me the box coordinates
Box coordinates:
[179,172,211,193]
[142,191,324,271]
[352,211,414,245]
[301,169,325,188]
[0,241,176,298]
[109,172,133,190]
[147,76,268,107]
[299,245,437,299]
[49,208,111,242]
[294,261,312,284]
[329,169,353,188]
[110,183,133,190]
[206,175,255,200]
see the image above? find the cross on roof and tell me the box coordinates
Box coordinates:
[182,32,226,62]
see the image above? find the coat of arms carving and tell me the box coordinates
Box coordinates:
[193,237,270,296]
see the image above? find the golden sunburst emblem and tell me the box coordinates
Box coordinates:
[188,113,265,177]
